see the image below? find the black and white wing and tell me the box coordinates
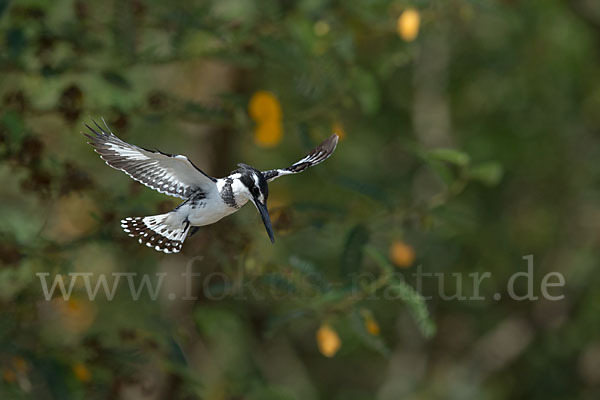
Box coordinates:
[85,120,217,199]
[262,134,339,182]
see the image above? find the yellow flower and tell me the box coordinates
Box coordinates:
[249,91,284,147]
[316,323,341,357]
[332,121,346,140]
[361,309,380,336]
[249,91,282,122]
[397,8,421,42]
[72,363,91,382]
[389,240,415,268]
[254,119,283,148]
[2,368,16,383]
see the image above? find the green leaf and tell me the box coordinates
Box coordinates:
[289,255,328,292]
[351,67,380,115]
[387,280,436,338]
[350,309,390,356]
[261,273,297,295]
[336,176,389,203]
[340,224,370,280]
[0,0,9,19]
[212,0,258,23]
[195,307,244,338]
[6,28,26,58]
[310,288,348,308]
[265,309,310,337]
[364,247,436,338]
[102,70,131,90]
[428,148,470,167]
[426,159,454,185]
[167,336,188,366]
[249,387,296,400]
[469,162,503,186]
[1,112,26,148]
[363,245,393,275]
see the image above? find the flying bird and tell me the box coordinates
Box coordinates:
[84,120,339,253]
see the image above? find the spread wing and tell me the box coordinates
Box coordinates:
[85,120,217,199]
[262,134,339,182]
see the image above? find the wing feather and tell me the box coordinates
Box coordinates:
[262,134,339,182]
[85,120,216,199]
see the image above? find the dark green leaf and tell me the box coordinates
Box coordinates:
[428,148,470,167]
[340,224,370,280]
[350,309,390,356]
[289,255,328,292]
[102,70,131,89]
[6,28,26,58]
[1,112,26,147]
[469,162,503,186]
[386,280,436,338]
[261,273,297,295]
[351,67,380,115]
[365,247,436,338]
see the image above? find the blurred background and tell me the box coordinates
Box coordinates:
[2,0,600,399]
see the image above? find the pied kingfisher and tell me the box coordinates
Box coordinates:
[85,120,339,254]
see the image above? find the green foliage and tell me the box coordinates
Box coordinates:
[468,161,503,186]
[339,224,370,279]
[428,148,471,167]
[1,0,598,399]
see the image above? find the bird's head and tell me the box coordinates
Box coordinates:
[236,163,274,243]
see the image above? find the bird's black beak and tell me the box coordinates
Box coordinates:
[253,200,275,243]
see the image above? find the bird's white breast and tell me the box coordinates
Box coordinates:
[186,177,251,226]
[184,196,230,226]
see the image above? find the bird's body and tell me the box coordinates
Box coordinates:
[185,185,239,226]
[85,120,338,253]
[164,174,252,228]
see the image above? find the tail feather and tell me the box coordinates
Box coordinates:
[121,213,190,254]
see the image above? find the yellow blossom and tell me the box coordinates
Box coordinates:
[361,310,380,336]
[249,91,284,147]
[397,8,421,42]
[72,363,91,382]
[254,119,283,148]
[249,91,282,122]
[316,323,341,357]
[389,240,415,268]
